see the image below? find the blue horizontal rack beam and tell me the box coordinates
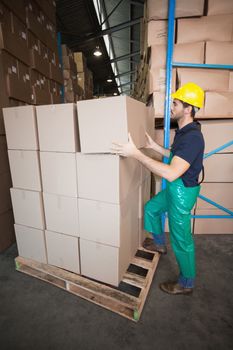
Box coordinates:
[173,62,233,70]
[192,215,233,219]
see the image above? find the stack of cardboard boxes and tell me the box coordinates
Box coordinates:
[147,0,205,119]
[3,96,153,286]
[74,52,94,100]
[0,0,63,251]
[0,0,63,133]
[194,121,233,234]
[76,96,152,285]
[62,45,84,102]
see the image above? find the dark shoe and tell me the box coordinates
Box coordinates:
[159,281,193,295]
[143,238,167,254]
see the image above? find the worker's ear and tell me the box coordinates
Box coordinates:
[184,104,192,115]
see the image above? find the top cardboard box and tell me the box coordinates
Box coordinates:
[177,15,233,43]
[3,106,39,150]
[77,96,148,153]
[36,104,80,152]
[147,0,204,20]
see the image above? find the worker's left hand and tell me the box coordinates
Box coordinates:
[111,133,139,157]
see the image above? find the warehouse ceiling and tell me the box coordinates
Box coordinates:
[56,0,144,97]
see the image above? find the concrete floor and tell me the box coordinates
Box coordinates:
[0,234,233,350]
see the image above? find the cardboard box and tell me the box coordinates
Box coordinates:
[35,0,56,24]
[31,70,51,105]
[49,62,64,85]
[49,81,62,104]
[40,152,78,197]
[149,68,176,93]
[0,4,30,65]
[154,128,175,147]
[15,224,47,263]
[174,42,205,64]
[0,172,12,214]
[196,183,233,209]
[0,210,15,252]
[80,189,139,287]
[200,120,233,153]
[10,188,45,229]
[76,154,141,204]
[153,92,165,116]
[147,20,173,46]
[78,188,139,249]
[28,33,50,78]
[45,230,80,274]
[177,69,230,92]
[207,0,233,16]
[77,96,148,153]
[203,154,233,182]
[43,193,79,236]
[147,0,204,20]
[62,55,77,72]
[0,136,10,174]
[139,176,151,220]
[80,238,133,286]
[8,150,42,191]
[230,72,233,92]
[74,52,87,72]
[150,42,204,68]
[25,1,47,44]
[205,42,233,65]
[194,209,233,234]
[3,106,38,150]
[0,51,32,104]
[1,0,26,23]
[177,15,233,43]
[204,92,233,117]
[36,104,80,152]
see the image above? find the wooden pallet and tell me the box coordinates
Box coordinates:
[15,248,160,322]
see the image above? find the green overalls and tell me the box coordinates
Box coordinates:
[144,154,200,280]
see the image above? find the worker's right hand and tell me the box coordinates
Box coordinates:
[145,132,158,150]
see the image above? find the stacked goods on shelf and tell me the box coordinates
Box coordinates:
[74,52,93,100]
[0,0,63,135]
[146,0,205,120]
[194,120,233,234]
[3,96,153,286]
[62,45,84,103]
[176,8,233,118]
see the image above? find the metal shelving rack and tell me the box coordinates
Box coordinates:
[162,0,233,226]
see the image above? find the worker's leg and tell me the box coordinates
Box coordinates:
[167,178,200,288]
[144,189,168,246]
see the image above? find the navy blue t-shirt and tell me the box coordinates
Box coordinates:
[171,121,205,187]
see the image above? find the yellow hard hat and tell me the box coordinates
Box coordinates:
[171,82,204,109]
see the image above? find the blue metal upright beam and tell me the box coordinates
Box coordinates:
[161,0,176,232]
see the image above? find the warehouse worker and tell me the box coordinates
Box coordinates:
[112,82,205,295]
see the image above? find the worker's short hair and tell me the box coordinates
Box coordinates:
[182,101,199,118]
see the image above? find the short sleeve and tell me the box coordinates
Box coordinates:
[173,134,204,165]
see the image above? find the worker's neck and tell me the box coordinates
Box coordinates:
[178,115,193,130]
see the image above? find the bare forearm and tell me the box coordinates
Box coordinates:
[151,144,171,158]
[134,150,173,181]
